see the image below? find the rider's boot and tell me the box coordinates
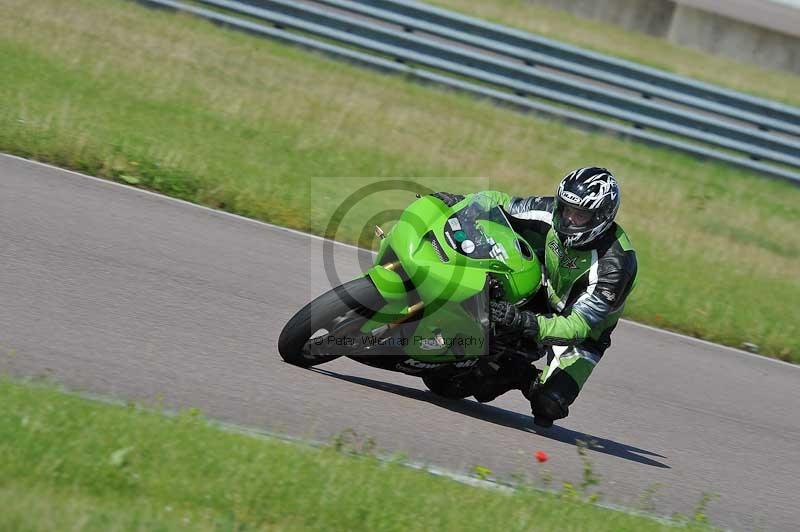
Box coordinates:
[528,370,579,428]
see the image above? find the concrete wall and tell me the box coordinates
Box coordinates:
[668,4,800,73]
[528,0,675,37]
[526,0,800,74]
[675,0,800,39]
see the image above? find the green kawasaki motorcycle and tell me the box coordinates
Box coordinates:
[278,192,544,399]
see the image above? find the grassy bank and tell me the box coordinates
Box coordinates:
[0,379,704,531]
[431,0,800,106]
[0,0,798,361]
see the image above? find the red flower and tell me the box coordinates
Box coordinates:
[535,450,549,463]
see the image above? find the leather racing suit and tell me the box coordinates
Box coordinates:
[482,190,638,418]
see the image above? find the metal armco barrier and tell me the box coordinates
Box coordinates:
[136,0,800,184]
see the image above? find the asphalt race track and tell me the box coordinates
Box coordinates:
[1,154,798,530]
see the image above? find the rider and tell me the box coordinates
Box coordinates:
[433,167,638,427]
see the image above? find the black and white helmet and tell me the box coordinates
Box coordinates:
[553,167,620,248]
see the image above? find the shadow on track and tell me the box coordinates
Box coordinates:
[312,368,670,469]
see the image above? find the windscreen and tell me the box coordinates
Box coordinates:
[441,194,513,262]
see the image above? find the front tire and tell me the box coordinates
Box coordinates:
[278,277,385,368]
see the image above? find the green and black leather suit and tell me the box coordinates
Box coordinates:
[484,191,638,403]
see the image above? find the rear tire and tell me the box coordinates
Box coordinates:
[278,277,385,368]
[423,376,475,400]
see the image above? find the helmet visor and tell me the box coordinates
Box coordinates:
[553,199,605,236]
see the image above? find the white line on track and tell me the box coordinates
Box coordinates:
[3,152,796,371]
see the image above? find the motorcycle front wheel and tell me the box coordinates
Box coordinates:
[278,277,385,368]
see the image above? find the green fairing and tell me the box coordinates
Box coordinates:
[365,266,412,325]
[367,265,406,303]
[363,193,542,362]
[405,303,488,361]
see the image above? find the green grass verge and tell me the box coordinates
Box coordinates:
[0,379,709,531]
[430,0,800,106]
[0,0,798,361]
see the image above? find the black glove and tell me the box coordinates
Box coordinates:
[491,301,519,328]
[430,192,465,207]
[490,301,540,338]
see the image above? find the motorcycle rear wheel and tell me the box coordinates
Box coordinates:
[422,375,476,400]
